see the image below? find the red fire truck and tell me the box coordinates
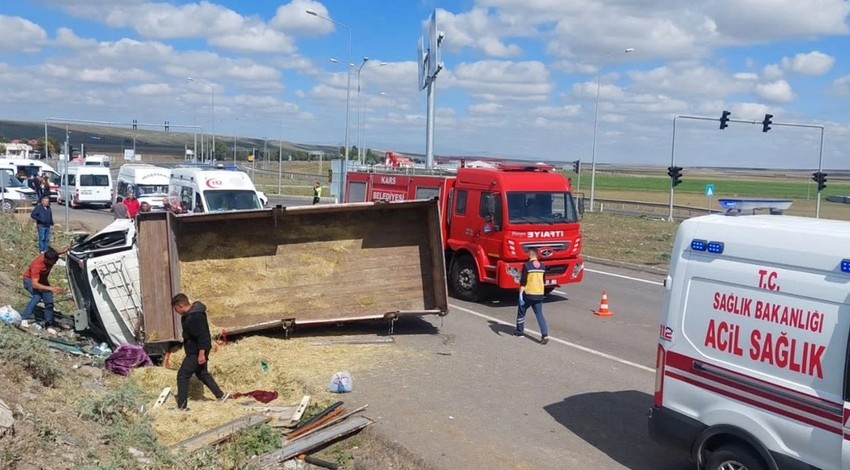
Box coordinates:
[344,162,584,301]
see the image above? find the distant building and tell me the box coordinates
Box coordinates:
[3,142,33,159]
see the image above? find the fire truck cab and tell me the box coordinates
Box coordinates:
[345,162,584,300]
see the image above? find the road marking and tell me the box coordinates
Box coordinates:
[585,268,664,286]
[449,303,655,373]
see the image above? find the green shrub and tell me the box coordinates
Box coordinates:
[0,324,63,386]
[77,381,144,425]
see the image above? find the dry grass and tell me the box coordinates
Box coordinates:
[130,334,413,446]
[580,212,679,267]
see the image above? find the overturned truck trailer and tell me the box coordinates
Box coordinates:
[67,200,448,351]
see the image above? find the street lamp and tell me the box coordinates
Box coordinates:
[307,8,352,163]
[187,76,215,161]
[589,47,634,212]
[356,59,387,164]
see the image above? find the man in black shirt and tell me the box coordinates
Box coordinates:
[171,293,229,410]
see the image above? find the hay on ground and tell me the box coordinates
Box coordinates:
[130,334,412,446]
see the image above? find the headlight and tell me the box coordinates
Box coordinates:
[571,262,584,278]
[506,265,521,282]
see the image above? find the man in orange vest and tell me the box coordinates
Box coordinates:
[515,247,549,344]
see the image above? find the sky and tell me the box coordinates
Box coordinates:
[1,0,849,169]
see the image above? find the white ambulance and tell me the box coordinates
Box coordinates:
[115,164,170,209]
[649,199,850,470]
[169,166,262,212]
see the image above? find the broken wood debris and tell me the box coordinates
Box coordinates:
[151,387,171,410]
[307,336,394,346]
[168,414,271,454]
[286,405,368,443]
[256,416,373,468]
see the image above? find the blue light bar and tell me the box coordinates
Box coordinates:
[841,259,850,273]
[691,239,707,251]
[707,241,725,254]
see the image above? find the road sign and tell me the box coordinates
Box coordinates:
[705,184,715,197]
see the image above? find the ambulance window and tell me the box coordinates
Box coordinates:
[455,190,467,215]
[179,186,193,208]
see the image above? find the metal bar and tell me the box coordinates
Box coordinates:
[256,416,372,467]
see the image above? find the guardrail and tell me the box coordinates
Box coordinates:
[585,198,715,220]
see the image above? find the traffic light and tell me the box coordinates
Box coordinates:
[572,160,580,173]
[719,110,731,130]
[812,171,828,191]
[667,166,683,187]
[132,119,137,130]
[762,113,773,133]
[164,121,169,132]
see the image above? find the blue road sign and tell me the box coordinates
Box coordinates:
[705,184,715,197]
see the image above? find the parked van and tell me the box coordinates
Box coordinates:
[0,169,38,210]
[0,158,60,200]
[116,164,170,209]
[58,166,113,208]
[648,199,850,470]
[169,166,262,212]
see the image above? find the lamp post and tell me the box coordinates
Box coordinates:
[307,8,352,164]
[356,60,386,164]
[187,76,215,162]
[589,47,634,212]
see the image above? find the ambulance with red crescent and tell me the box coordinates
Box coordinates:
[169,166,263,212]
[649,199,850,470]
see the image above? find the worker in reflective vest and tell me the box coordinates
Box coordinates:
[515,247,549,344]
[313,182,322,205]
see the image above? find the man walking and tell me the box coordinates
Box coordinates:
[22,247,63,327]
[515,247,550,344]
[30,196,53,253]
[171,293,229,410]
[312,182,322,205]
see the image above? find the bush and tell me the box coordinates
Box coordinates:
[0,324,62,386]
[77,381,145,425]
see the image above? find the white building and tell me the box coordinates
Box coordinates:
[3,142,33,159]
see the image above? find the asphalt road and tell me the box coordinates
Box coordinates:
[58,202,691,469]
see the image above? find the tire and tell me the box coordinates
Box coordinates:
[450,255,482,302]
[706,444,766,470]
[1,200,12,212]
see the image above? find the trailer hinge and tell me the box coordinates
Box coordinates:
[383,312,399,336]
[282,319,296,339]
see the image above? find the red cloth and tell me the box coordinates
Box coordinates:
[231,390,279,403]
[125,197,140,218]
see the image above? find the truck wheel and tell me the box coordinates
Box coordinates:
[706,444,766,470]
[450,255,482,302]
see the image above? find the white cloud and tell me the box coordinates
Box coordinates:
[210,25,296,54]
[55,27,97,49]
[127,83,171,96]
[762,64,784,80]
[0,16,48,53]
[628,62,749,98]
[469,103,504,114]
[733,72,759,81]
[731,102,776,120]
[436,8,524,57]
[834,75,850,96]
[271,0,334,36]
[533,104,582,119]
[780,51,835,76]
[449,60,553,101]
[755,80,794,102]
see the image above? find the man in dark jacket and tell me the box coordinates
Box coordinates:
[30,196,53,253]
[171,293,228,410]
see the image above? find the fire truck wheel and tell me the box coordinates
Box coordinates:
[705,444,766,470]
[450,255,481,302]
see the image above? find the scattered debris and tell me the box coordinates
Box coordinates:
[256,416,373,467]
[230,390,279,404]
[168,414,272,454]
[151,387,171,410]
[288,395,311,427]
[0,399,14,437]
[105,344,153,376]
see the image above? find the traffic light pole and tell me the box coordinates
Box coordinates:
[670,114,826,220]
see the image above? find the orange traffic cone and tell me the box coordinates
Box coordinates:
[594,290,614,317]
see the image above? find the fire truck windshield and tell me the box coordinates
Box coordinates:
[506,192,578,224]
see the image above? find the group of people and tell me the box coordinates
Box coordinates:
[112,193,151,220]
[26,174,52,202]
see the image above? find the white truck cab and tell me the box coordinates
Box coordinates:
[649,199,850,470]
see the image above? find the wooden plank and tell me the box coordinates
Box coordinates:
[288,395,310,427]
[137,215,178,342]
[307,337,394,346]
[286,405,369,443]
[169,414,271,454]
[256,416,373,468]
[152,387,171,409]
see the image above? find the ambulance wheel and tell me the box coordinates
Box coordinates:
[706,444,766,470]
[451,255,481,302]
